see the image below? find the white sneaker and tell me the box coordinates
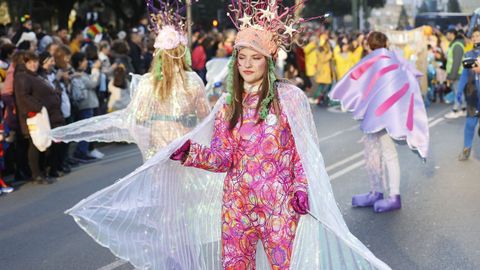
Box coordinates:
[308,97,318,104]
[444,110,462,119]
[89,149,105,159]
[458,110,467,117]
[1,186,13,193]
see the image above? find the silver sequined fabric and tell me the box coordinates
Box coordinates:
[51,71,210,161]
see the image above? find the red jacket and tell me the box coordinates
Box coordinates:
[191,45,206,71]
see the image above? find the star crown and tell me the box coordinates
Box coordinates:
[227,0,326,52]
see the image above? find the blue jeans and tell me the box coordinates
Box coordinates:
[452,79,466,111]
[456,70,468,105]
[75,108,94,155]
[464,116,479,149]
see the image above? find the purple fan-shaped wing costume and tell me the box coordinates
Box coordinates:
[329,48,429,158]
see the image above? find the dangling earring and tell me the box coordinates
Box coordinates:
[226,50,237,105]
[259,57,276,120]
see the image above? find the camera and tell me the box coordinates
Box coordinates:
[463,58,478,69]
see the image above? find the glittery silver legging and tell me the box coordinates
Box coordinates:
[363,131,401,196]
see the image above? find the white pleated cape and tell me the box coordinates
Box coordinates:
[66,83,391,270]
[51,72,210,161]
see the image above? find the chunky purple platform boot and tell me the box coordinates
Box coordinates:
[352,192,384,207]
[373,195,401,213]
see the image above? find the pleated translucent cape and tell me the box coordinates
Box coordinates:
[66,83,391,269]
[50,71,210,161]
[205,58,229,95]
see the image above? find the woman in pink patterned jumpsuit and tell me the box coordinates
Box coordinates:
[171,45,310,269]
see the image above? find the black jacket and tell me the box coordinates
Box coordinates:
[14,65,65,136]
[128,41,145,74]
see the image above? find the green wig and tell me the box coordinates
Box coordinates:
[154,53,163,81]
[185,46,192,67]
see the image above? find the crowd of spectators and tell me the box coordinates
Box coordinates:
[0,13,476,194]
[0,14,250,192]
[0,15,153,191]
[286,24,477,109]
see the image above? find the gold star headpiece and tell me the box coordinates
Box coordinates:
[228,0,327,56]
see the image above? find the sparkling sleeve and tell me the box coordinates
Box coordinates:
[51,72,211,161]
[192,72,211,120]
[291,141,308,194]
[183,105,233,172]
[49,74,147,144]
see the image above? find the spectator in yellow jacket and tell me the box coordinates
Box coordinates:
[69,30,83,54]
[303,35,319,96]
[334,39,356,80]
[311,34,334,105]
[352,34,365,64]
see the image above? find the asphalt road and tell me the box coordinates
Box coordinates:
[1,102,479,270]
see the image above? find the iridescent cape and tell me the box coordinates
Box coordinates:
[50,71,210,161]
[66,83,391,269]
[329,48,429,159]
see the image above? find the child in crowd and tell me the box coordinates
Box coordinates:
[284,62,305,88]
[0,118,14,195]
[107,64,131,112]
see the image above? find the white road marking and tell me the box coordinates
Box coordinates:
[326,152,363,172]
[326,113,447,181]
[318,124,360,143]
[98,108,450,268]
[329,160,366,181]
[319,108,449,144]
[428,117,445,128]
[97,260,128,270]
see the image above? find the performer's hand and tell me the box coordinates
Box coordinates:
[170,140,191,162]
[291,190,309,215]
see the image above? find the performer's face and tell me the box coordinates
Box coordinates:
[472,31,480,44]
[237,47,267,85]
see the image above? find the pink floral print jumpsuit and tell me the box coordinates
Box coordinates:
[183,93,308,269]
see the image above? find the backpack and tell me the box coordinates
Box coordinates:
[71,76,88,103]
